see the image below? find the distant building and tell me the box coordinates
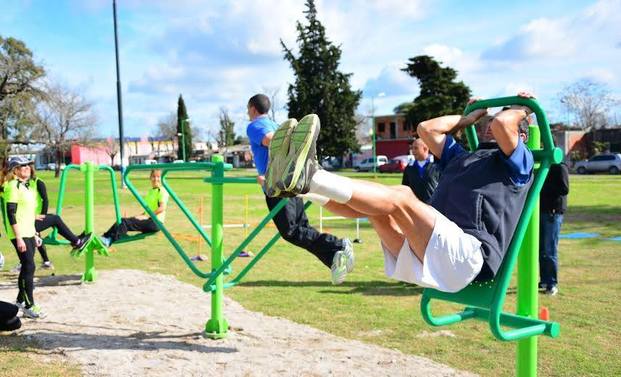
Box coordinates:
[219,144,254,168]
[552,129,588,163]
[70,137,177,166]
[588,128,621,153]
[373,113,412,158]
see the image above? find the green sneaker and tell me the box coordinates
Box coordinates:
[265,118,297,197]
[273,114,320,195]
[22,304,46,319]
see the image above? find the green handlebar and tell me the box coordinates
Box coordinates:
[463,96,562,164]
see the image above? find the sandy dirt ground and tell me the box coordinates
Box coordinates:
[0,269,476,377]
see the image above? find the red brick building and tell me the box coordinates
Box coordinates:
[373,113,413,158]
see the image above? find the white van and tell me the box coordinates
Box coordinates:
[355,155,388,172]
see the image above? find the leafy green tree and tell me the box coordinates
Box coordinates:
[217,107,236,148]
[281,0,361,159]
[401,55,471,128]
[0,36,45,163]
[176,94,193,160]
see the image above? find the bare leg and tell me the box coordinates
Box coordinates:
[323,201,367,218]
[368,215,406,259]
[310,176,435,260]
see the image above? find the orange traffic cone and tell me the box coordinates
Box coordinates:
[539,306,550,321]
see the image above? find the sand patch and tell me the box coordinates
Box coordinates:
[1,269,475,377]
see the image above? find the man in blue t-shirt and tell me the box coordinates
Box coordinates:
[264,92,536,293]
[246,94,354,285]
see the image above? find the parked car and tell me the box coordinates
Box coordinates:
[574,153,621,174]
[321,157,341,170]
[355,155,388,172]
[379,155,414,173]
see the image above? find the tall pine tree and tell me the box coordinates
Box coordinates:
[176,94,193,160]
[281,0,361,159]
[401,55,471,128]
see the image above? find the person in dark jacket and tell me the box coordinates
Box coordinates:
[0,301,21,331]
[539,162,569,296]
[401,138,439,203]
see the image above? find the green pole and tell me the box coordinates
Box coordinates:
[82,162,97,282]
[99,165,122,225]
[371,127,376,175]
[179,118,187,162]
[48,165,80,244]
[517,125,541,377]
[76,162,109,281]
[204,154,228,338]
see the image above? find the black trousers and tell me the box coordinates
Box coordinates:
[0,301,21,331]
[103,217,159,243]
[35,214,80,262]
[265,195,342,268]
[12,237,37,308]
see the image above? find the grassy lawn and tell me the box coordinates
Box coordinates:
[1,169,620,376]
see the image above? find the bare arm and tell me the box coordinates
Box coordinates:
[255,131,275,185]
[416,109,488,158]
[489,91,536,156]
[262,132,274,147]
[488,109,528,157]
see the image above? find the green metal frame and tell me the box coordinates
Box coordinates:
[420,96,563,344]
[44,163,122,245]
[43,163,111,281]
[123,157,294,339]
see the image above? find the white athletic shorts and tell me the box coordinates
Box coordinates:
[382,208,484,293]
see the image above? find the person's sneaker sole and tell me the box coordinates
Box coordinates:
[331,250,348,285]
[278,114,320,193]
[265,118,298,197]
[342,238,355,273]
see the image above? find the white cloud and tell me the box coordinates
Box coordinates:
[366,0,427,19]
[362,64,417,98]
[482,18,575,61]
[49,0,619,137]
[585,68,616,83]
[482,0,621,62]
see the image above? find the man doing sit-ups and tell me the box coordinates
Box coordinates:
[265,92,535,292]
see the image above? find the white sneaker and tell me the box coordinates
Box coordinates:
[330,239,355,285]
[15,301,25,311]
[545,286,559,296]
[342,238,355,273]
[41,261,54,269]
[100,236,111,248]
[22,304,46,319]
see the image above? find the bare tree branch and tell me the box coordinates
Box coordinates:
[33,81,97,176]
[559,79,618,131]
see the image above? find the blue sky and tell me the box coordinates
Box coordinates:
[2,0,620,139]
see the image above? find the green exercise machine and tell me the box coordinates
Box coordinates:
[123,156,300,339]
[420,96,563,377]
